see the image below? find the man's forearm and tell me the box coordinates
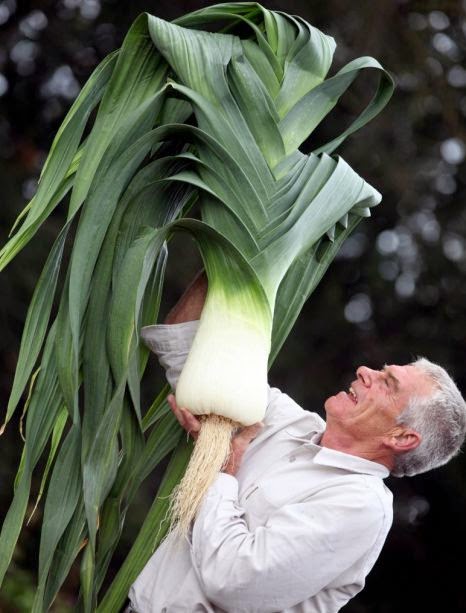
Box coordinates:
[164,270,207,324]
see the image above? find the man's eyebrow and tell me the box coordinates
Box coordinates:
[382,365,400,391]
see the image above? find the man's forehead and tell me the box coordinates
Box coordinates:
[386,363,418,375]
[386,363,434,392]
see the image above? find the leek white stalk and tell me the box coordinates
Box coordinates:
[176,285,271,425]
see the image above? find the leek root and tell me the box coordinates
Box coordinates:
[169,414,240,537]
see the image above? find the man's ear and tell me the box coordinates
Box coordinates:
[384,427,421,454]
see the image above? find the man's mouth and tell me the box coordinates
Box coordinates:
[348,386,358,404]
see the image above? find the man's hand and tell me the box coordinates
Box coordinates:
[168,394,202,439]
[167,395,263,476]
[221,421,263,476]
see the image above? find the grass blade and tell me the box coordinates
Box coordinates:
[26,406,68,526]
[1,222,71,430]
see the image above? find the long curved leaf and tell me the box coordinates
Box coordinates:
[32,425,82,613]
[2,222,70,429]
[0,325,63,585]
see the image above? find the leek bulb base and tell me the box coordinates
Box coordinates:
[169,414,239,537]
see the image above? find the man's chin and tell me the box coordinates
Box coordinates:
[325,392,350,416]
[324,396,338,415]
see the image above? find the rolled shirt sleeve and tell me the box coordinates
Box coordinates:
[140,320,200,390]
[191,474,386,612]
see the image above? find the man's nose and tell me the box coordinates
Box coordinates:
[356,366,378,386]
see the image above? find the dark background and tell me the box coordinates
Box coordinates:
[0,0,465,611]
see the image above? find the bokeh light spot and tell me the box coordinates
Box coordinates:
[440,137,465,165]
[0,73,8,96]
[40,65,81,100]
[395,273,416,298]
[376,230,399,255]
[344,294,373,324]
[447,65,466,88]
[442,234,464,262]
[428,11,450,31]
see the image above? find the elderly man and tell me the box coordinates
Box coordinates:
[128,274,466,613]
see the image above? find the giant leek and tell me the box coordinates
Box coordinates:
[142,11,393,534]
[0,3,393,610]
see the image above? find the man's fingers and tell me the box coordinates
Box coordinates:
[168,394,190,430]
[167,394,177,412]
[181,409,201,433]
[167,394,201,437]
[168,394,184,426]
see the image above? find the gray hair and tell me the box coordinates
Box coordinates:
[392,357,466,478]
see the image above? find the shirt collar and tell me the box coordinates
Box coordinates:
[305,429,390,478]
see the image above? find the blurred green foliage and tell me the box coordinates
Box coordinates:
[1,565,71,612]
[1,566,36,612]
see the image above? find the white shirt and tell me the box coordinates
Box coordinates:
[129,321,393,613]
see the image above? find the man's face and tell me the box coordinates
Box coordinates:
[324,364,434,443]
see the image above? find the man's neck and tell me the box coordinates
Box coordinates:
[320,428,394,470]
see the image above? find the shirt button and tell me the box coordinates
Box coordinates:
[289,455,296,462]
